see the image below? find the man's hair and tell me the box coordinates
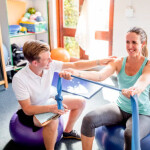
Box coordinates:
[23,40,50,62]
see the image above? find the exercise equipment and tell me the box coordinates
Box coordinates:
[95,124,150,150]
[24,12,31,19]
[9,113,64,147]
[9,25,20,35]
[27,7,36,14]
[130,95,140,150]
[71,75,122,92]
[52,72,103,99]
[36,16,44,22]
[51,48,70,62]
[71,75,141,150]
[55,76,64,110]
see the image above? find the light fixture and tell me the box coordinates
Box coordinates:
[125,0,134,18]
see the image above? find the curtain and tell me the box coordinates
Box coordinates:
[75,0,110,60]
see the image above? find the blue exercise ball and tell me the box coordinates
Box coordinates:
[9,112,64,147]
[95,125,150,150]
[2,44,9,65]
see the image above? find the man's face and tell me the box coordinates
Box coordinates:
[37,51,52,69]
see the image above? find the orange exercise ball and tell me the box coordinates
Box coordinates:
[51,48,70,62]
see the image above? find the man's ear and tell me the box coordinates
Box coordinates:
[31,60,38,66]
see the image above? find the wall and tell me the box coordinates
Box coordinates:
[113,0,150,58]
[49,0,58,50]
[50,0,150,57]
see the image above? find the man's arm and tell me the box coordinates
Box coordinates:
[59,60,117,82]
[18,99,66,116]
[62,57,116,70]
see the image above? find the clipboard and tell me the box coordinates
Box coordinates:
[34,112,60,126]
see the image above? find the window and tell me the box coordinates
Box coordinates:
[57,0,114,60]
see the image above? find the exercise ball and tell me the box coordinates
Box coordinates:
[9,112,64,147]
[51,48,70,62]
[36,16,44,22]
[95,125,150,150]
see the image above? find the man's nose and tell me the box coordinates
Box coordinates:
[49,57,52,62]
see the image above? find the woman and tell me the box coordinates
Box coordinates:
[60,27,150,150]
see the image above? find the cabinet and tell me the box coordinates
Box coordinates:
[0,0,50,71]
[0,26,8,88]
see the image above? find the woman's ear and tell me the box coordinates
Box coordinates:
[142,41,146,48]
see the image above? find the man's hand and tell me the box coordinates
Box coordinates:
[50,104,68,115]
[99,56,117,66]
[59,69,78,80]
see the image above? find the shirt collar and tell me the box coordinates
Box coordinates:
[25,64,42,79]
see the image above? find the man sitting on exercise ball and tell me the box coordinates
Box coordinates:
[12,40,115,150]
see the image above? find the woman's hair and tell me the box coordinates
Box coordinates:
[23,40,50,62]
[128,27,148,57]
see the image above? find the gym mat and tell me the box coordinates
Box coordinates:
[52,72,103,99]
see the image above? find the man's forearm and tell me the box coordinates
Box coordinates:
[22,104,54,116]
[73,60,99,70]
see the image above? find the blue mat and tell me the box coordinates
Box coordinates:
[52,72,103,99]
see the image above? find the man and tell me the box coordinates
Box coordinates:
[12,40,115,150]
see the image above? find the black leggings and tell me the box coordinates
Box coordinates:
[81,104,150,150]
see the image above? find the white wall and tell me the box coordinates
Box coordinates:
[50,0,150,57]
[113,0,150,58]
[48,0,58,50]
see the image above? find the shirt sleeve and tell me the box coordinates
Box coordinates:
[51,60,63,72]
[12,76,30,101]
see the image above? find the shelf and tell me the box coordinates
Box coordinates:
[6,65,24,72]
[13,66,24,71]
[10,31,48,38]
[6,65,14,72]
[0,0,50,74]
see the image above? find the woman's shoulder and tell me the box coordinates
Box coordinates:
[113,57,124,73]
[114,57,124,64]
[142,59,150,72]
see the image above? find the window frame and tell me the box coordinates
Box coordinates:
[56,0,114,59]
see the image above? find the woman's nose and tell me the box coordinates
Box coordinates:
[128,43,133,48]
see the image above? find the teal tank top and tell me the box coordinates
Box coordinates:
[116,57,150,115]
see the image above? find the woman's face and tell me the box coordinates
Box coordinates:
[126,32,143,57]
